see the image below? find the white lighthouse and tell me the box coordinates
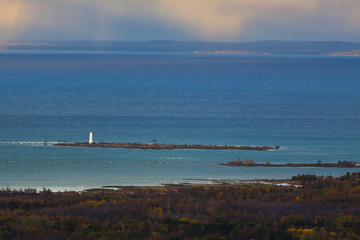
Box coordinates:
[89,131,93,144]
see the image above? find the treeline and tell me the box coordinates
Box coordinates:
[0,172,359,239]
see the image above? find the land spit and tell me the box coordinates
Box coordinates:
[54,142,280,151]
[220,159,360,168]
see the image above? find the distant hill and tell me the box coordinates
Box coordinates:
[1,40,360,55]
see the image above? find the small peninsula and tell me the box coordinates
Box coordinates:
[54,142,280,151]
[220,158,360,168]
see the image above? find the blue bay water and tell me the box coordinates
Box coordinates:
[0,51,359,191]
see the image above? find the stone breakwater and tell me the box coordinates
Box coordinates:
[54,142,280,151]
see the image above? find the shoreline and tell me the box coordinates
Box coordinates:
[220,159,360,168]
[4,172,359,194]
[53,142,280,151]
[1,178,302,194]
[97,178,303,191]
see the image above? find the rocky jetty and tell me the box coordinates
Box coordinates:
[220,159,360,168]
[54,142,280,151]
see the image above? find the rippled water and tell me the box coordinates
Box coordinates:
[0,52,359,191]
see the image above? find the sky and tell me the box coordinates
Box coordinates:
[1,0,360,42]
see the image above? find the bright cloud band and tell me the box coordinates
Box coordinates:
[1,0,359,41]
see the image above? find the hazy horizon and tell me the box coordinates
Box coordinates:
[1,39,360,44]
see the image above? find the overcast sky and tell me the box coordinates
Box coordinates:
[1,0,360,42]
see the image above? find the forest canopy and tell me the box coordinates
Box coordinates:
[0,172,359,239]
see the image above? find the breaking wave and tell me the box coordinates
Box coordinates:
[0,141,60,147]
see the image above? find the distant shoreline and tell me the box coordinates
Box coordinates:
[1,40,360,56]
[220,159,360,168]
[54,142,280,151]
[194,49,360,56]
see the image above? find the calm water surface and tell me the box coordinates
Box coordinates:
[0,51,359,191]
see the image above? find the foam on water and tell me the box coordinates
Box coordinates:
[0,141,59,146]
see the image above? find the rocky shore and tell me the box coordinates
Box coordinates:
[220,159,360,168]
[53,142,280,151]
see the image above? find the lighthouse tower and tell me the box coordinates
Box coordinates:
[89,131,93,144]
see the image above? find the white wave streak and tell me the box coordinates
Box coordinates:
[0,141,59,146]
